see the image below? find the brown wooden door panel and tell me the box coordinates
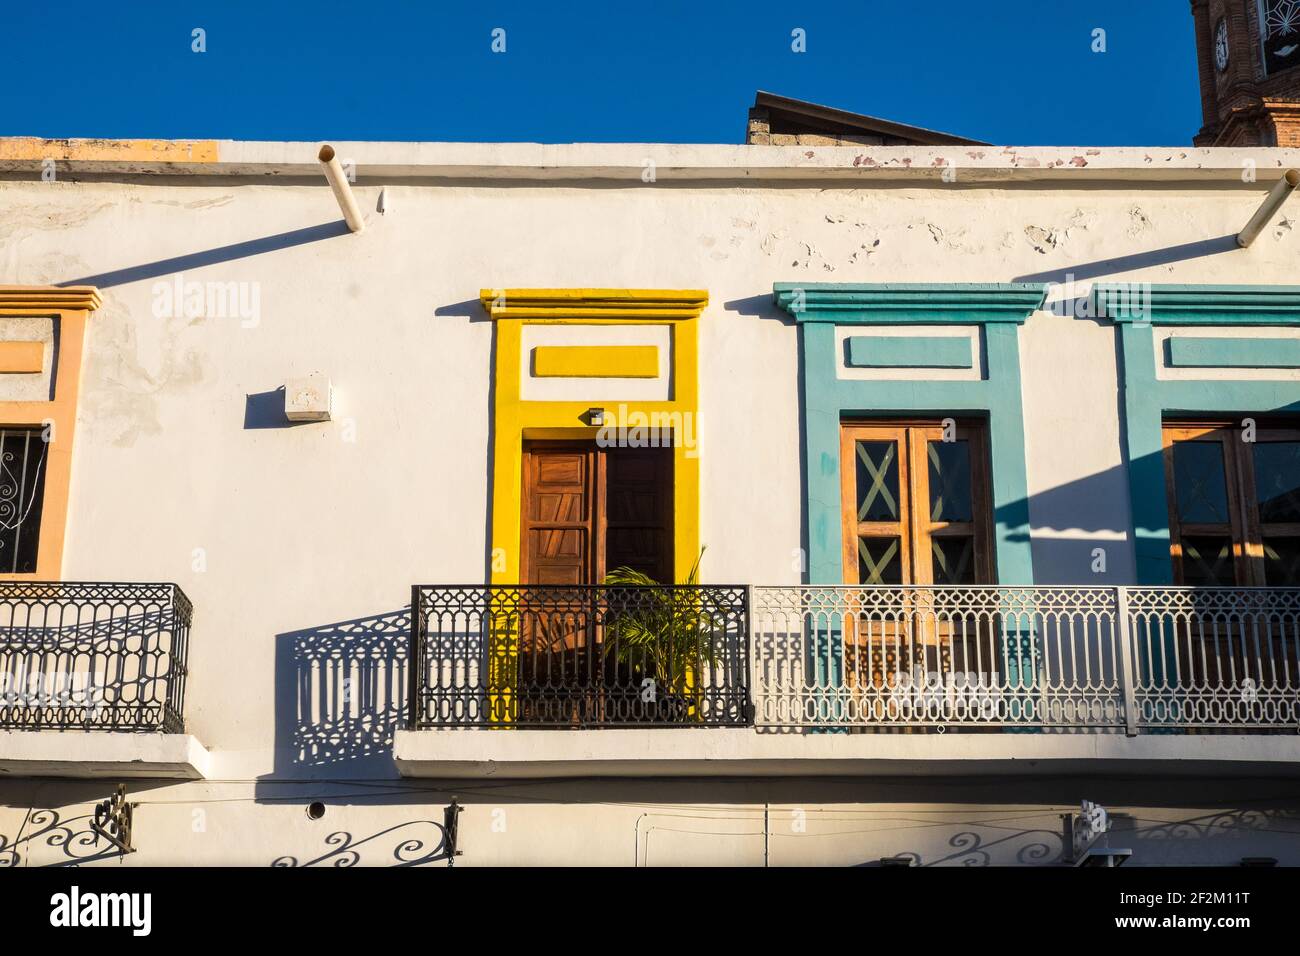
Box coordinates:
[523,444,595,586]
[517,441,673,726]
[521,443,672,586]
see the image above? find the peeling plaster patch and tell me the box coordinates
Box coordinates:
[1128,206,1153,235]
[151,195,235,210]
[927,223,972,252]
[791,240,835,272]
[1023,209,1094,253]
[0,199,117,242]
[1065,208,1097,235]
[1024,225,1058,254]
[1276,217,1294,239]
[760,230,786,255]
[4,252,89,288]
[730,217,755,231]
[81,302,206,448]
[848,238,881,264]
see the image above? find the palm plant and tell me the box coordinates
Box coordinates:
[601,548,719,717]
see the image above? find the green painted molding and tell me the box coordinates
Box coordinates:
[773,283,1048,324]
[845,335,973,369]
[1112,292,1300,584]
[1094,284,1300,325]
[783,283,1036,586]
[1166,336,1300,369]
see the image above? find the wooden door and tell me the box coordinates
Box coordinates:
[517,442,673,724]
[520,443,673,586]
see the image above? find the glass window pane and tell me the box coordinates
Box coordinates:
[857,537,902,585]
[1171,441,1231,524]
[854,441,899,522]
[1263,537,1300,586]
[1254,441,1300,523]
[0,428,47,574]
[927,440,973,522]
[931,536,976,585]
[1179,535,1235,586]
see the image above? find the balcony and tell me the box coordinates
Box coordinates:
[405,584,750,729]
[0,582,209,779]
[393,584,1300,777]
[752,585,1300,733]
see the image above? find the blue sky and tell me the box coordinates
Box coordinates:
[2,1,1201,145]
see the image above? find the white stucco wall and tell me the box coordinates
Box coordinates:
[1,143,1298,865]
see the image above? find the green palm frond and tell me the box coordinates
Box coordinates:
[601,547,717,693]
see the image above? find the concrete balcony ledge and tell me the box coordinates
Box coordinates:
[0,731,211,780]
[393,728,1300,779]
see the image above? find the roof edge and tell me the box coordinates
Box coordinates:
[0,140,1297,185]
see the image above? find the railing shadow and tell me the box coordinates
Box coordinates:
[259,608,410,793]
[0,808,128,867]
[270,819,452,867]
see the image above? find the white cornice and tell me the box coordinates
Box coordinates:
[0,139,1297,185]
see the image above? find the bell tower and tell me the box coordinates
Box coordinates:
[1191,0,1300,145]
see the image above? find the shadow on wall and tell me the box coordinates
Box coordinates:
[271,818,454,867]
[853,806,1300,867]
[243,387,316,429]
[256,607,410,799]
[61,221,352,289]
[1012,457,1138,585]
[1012,235,1241,285]
[0,806,128,868]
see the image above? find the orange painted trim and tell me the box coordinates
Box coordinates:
[0,342,45,374]
[0,139,218,164]
[0,292,98,581]
[0,287,102,311]
[0,341,45,375]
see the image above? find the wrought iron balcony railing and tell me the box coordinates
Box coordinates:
[410,584,1300,733]
[0,582,192,733]
[752,586,1300,733]
[409,584,750,728]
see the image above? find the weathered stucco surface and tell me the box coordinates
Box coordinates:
[1,144,1298,865]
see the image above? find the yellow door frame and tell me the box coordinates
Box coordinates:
[480,288,707,585]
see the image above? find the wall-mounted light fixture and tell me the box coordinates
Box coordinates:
[585,407,605,426]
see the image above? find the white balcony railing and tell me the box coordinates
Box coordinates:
[751,586,1300,733]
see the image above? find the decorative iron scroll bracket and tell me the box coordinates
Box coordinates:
[1061,800,1130,867]
[442,798,463,867]
[91,784,134,855]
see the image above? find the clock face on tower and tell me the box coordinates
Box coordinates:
[1261,0,1300,75]
[1215,17,1230,72]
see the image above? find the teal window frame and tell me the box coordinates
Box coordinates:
[1094,284,1300,585]
[774,283,1047,585]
